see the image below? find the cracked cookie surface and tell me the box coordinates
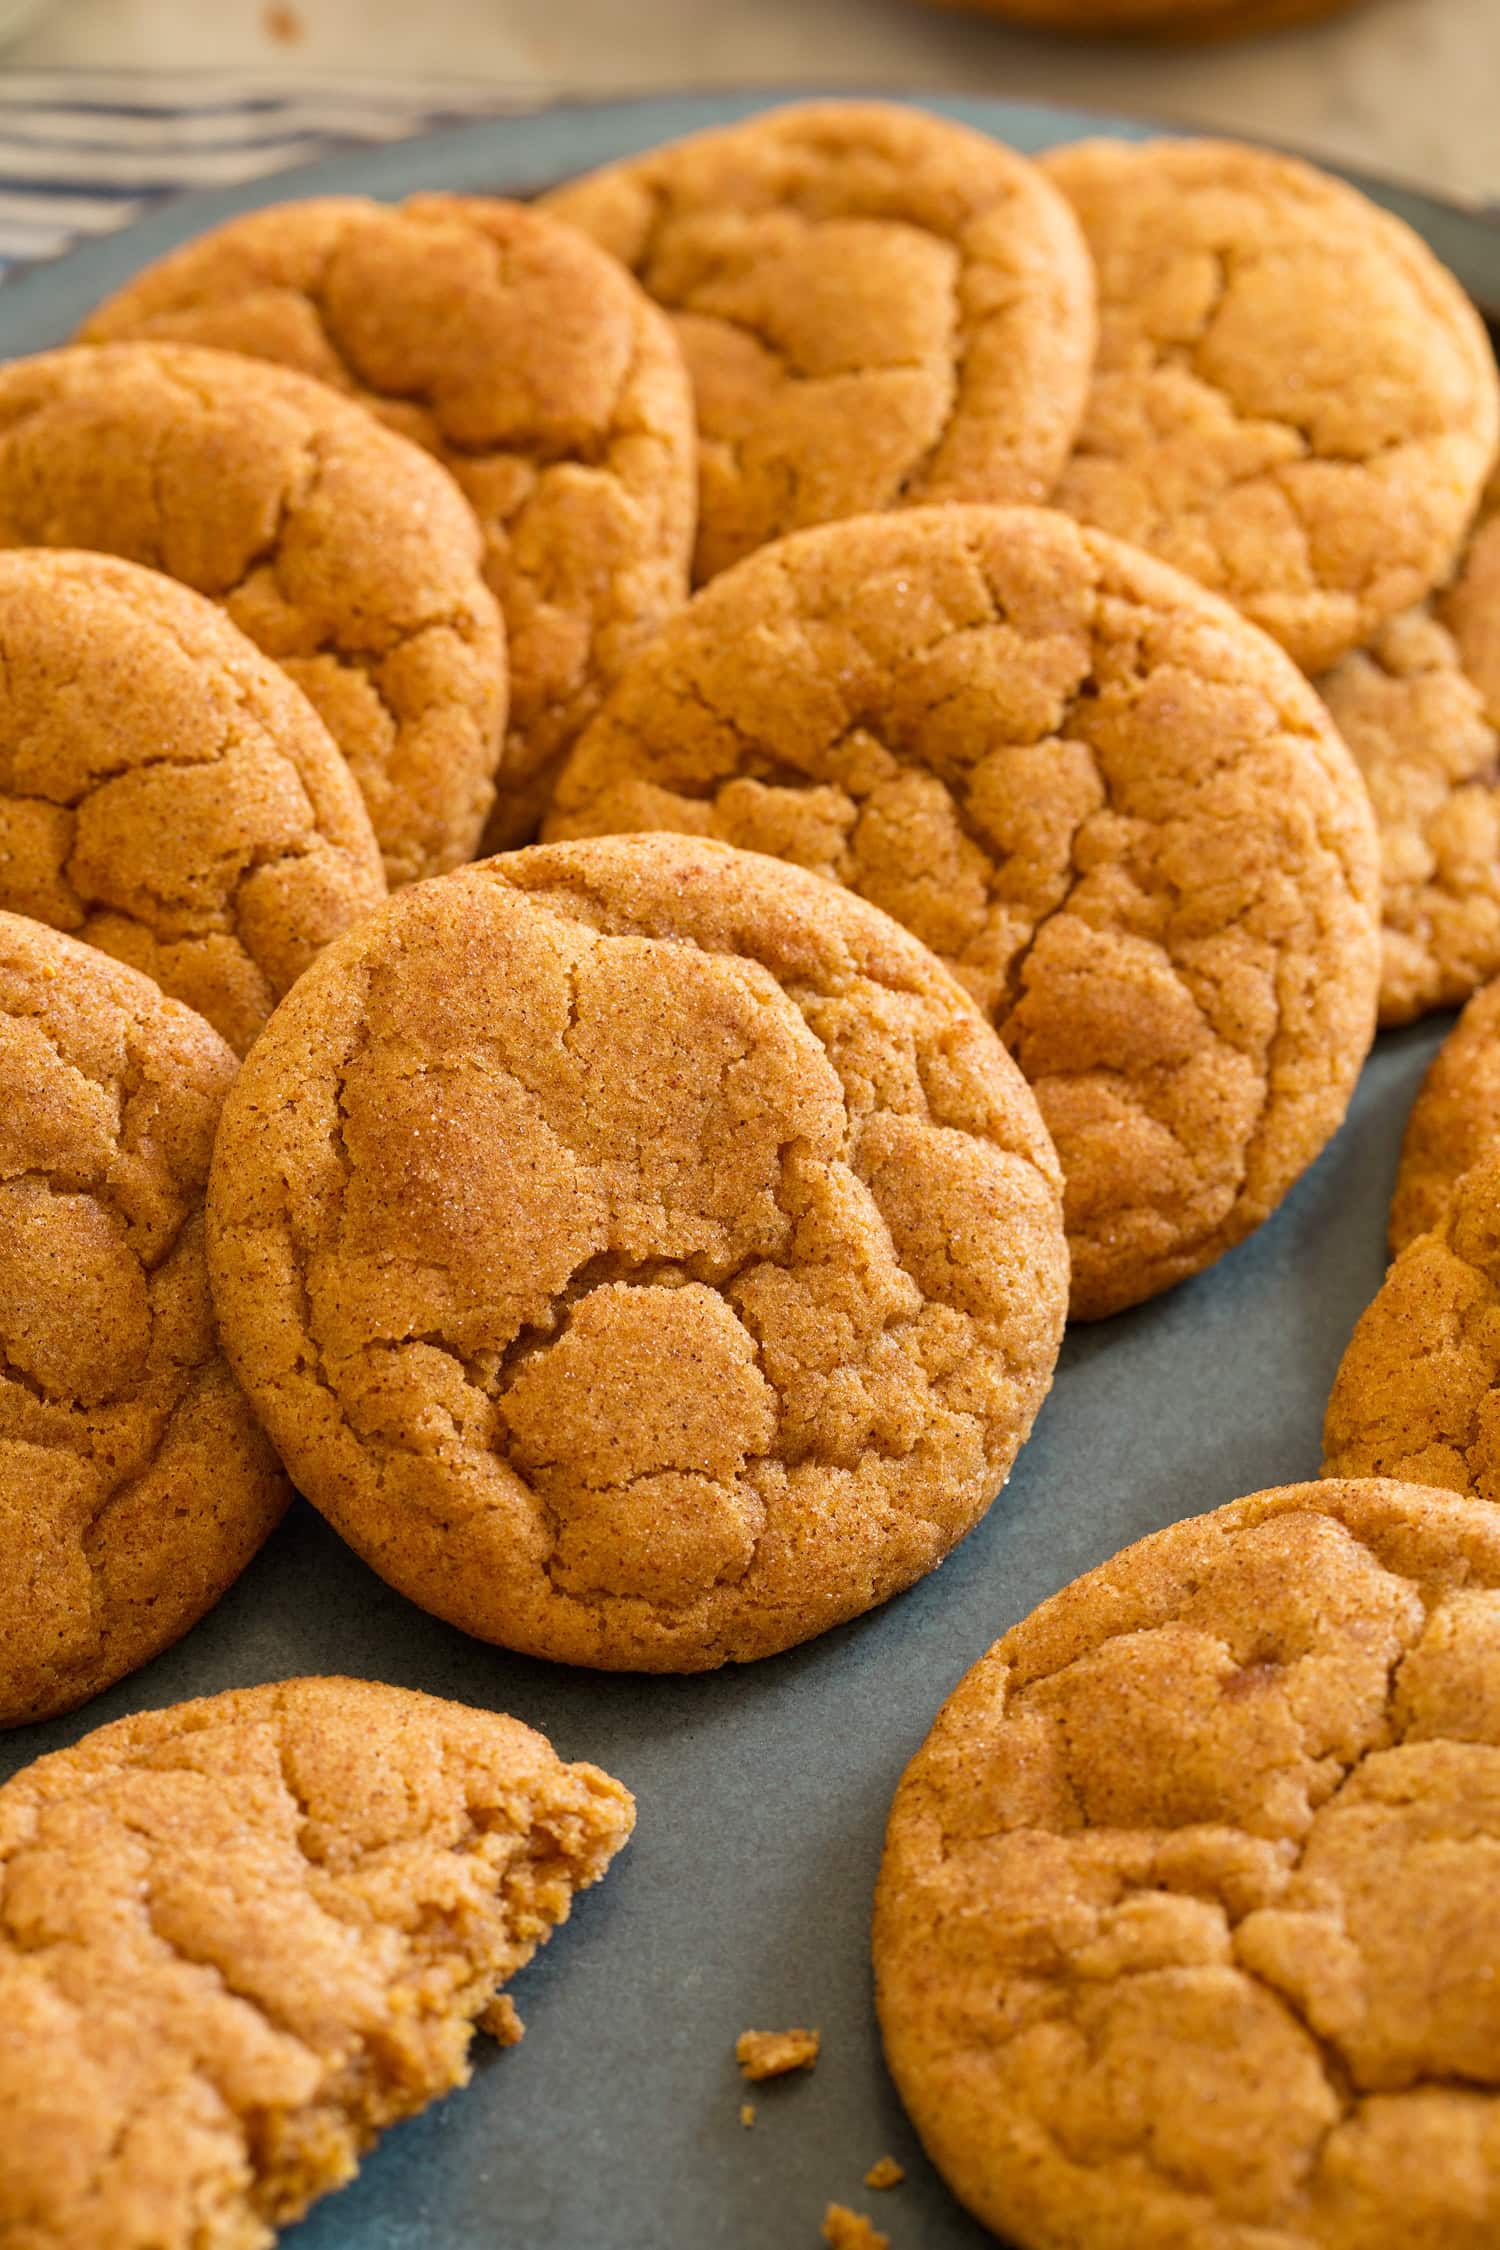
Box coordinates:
[1042,138,1500,673]
[541,101,1095,584]
[1318,477,1500,1025]
[0,1675,633,2250]
[80,195,695,850]
[875,1477,1500,2250]
[0,912,288,1728]
[1325,1147,1500,1499]
[0,341,505,887]
[546,505,1381,1320]
[1389,976,1500,1255]
[204,832,1068,1669]
[0,549,385,1054]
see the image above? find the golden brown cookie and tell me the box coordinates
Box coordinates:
[875,1476,1500,2250]
[205,833,1069,1670]
[0,1676,633,2248]
[542,101,1096,584]
[1318,478,1500,1025]
[1389,976,1500,1256]
[1325,1146,1500,1497]
[1042,138,1500,673]
[0,341,505,887]
[0,549,384,1054]
[920,0,1364,36]
[546,505,1382,1320]
[79,194,696,850]
[0,912,288,1728]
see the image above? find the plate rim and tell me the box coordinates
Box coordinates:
[0,83,1494,339]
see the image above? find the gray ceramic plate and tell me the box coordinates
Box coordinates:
[1,91,1496,2250]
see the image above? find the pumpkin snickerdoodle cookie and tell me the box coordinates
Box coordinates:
[205,833,1069,1670]
[1042,138,1500,673]
[0,549,384,1054]
[79,195,696,849]
[542,100,1096,584]
[0,1676,633,2249]
[546,505,1382,1320]
[1318,477,1500,1026]
[1389,975,1500,1256]
[876,1477,1500,2249]
[0,341,505,886]
[0,913,288,1729]
[1324,1144,1500,1499]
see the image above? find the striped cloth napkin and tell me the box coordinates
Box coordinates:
[0,69,532,278]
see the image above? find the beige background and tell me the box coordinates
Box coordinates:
[10,0,1500,207]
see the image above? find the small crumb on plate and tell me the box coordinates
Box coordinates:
[864,2156,904,2189]
[736,2026,820,2080]
[822,2204,889,2249]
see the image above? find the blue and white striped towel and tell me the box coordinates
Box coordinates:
[0,70,534,279]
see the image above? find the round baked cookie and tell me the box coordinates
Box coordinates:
[1389,976,1500,1256]
[1325,1146,1500,1497]
[0,341,506,887]
[918,0,1364,35]
[541,101,1096,584]
[205,833,1070,1670]
[545,505,1382,1320]
[0,912,289,1728]
[0,1677,633,2249]
[1318,478,1500,1025]
[1041,138,1500,673]
[79,194,696,850]
[0,549,385,1054]
[876,1477,1500,2250]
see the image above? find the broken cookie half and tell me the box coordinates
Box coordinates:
[0,1676,633,2250]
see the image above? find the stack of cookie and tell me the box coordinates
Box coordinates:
[2,97,1499,2250]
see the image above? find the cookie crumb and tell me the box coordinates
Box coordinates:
[736,2027,821,2080]
[864,2157,904,2189]
[740,2102,757,2128]
[262,3,304,39]
[479,1993,524,2047]
[822,2205,889,2250]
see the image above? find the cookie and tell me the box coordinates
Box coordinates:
[0,549,384,1054]
[875,1476,1500,2250]
[0,1676,633,2248]
[79,194,696,851]
[542,101,1096,584]
[0,341,505,887]
[545,505,1382,1320]
[1389,976,1500,1255]
[1041,138,1500,672]
[1324,1145,1500,1498]
[1318,477,1500,1024]
[919,0,1364,35]
[0,912,288,1728]
[205,833,1069,1670]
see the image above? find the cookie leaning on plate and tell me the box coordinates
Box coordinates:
[205,832,1069,1670]
[1323,1144,1500,1500]
[1389,973,1500,1255]
[1318,475,1500,1026]
[545,505,1382,1320]
[542,100,1096,582]
[0,549,385,1054]
[0,1677,633,2249]
[1042,137,1500,672]
[0,913,288,1728]
[876,1477,1500,2249]
[79,194,697,850]
[0,341,505,887]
